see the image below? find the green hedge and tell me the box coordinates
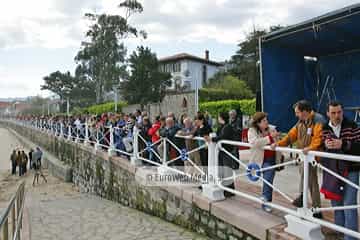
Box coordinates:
[199,88,254,102]
[200,99,256,117]
[77,101,127,115]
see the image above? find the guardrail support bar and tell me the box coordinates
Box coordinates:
[202,133,225,201]
[285,154,324,240]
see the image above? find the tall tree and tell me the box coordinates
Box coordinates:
[120,46,171,106]
[41,71,74,112]
[74,0,146,103]
[41,70,96,111]
[230,28,267,93]
[230,25,284,93]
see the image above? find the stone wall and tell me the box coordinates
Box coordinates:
[122,92,196,120]
[2,121,262,240]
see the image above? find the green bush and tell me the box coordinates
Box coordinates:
[200,74,254,102]
[199,88,230,102]
[200,99,256,117]
[79,102,127,115]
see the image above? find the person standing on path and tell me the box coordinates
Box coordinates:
[273,100,325,218]
[10,150,17,175]
[21,150,28,175]
[16,150,23,176]
[28,148,34,170]
[32,147,47,186]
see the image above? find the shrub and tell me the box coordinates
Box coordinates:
[200,74,254,102]
[78,102,127,115]
[199,99,256,117]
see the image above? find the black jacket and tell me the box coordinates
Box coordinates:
[194,124,212,138]
[322,117,360,170]
[320,118,360,200]
[213,123,236,152]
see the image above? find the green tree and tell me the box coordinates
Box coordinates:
[74,0,146,103]
[202,72,254,101]
[120,46,171,106]
[41,71,74,112]
[230,25,284,93]
[41,70,96,112]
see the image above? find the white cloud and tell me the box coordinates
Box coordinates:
[1,0,358,49]
[0,0,100,49]
[1,0,359,99]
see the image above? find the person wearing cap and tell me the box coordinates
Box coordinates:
[248,112,280,212]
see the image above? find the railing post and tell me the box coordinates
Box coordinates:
[302,154,310,212]
[108,126,116,156]
[94,128,101,152]
[67,126,72,141]
[60,123,64,138]
[12,204,15,236]
[285,153,324,240]
[130,127,142,166]
[75,126,80,143]
[3,218,9,240]
[202,133,225,201]
[84,122,90,146]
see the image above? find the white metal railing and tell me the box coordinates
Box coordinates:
[0,181,26,240]
[4,118,360,239]
[216,139,360,239]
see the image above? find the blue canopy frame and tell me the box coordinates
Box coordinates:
[260,4,360,131]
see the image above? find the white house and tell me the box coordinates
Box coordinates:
[159,50,223,91]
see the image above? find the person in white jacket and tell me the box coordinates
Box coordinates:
[248,112,279,212]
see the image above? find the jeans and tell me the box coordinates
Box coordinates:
[262,157,276,202]
[331,171,359,240]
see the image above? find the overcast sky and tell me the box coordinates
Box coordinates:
[0,0,358,99]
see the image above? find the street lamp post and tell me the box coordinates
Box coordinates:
[114,86,118,113]
[195,70,199,113]
[66,98,70,116]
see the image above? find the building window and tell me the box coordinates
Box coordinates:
[159,62,182,73]
[202,65,207,86]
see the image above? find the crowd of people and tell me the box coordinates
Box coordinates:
[9,146,47,186]
[13,100,360,239]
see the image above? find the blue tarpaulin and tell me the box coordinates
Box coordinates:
[260,4,360,131]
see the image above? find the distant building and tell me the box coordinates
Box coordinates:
[0,102,11,114]
[159,50,223,91]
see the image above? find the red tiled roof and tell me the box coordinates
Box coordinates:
[159,53,223,66]
[0,102,11,109]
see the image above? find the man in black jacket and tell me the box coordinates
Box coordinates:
[321,101,360,240]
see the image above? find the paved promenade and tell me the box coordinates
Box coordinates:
[0,127,207,240]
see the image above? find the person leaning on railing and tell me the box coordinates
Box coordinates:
[159,117,182,165]
[205,112,240,198]
[248,112,280,212]
[273,100,326,219]
[321,101,360,240]
[194,113,212,167]
[177,117,201,174]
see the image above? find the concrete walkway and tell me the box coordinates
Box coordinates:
[24,173,208,240]
[0,127,208,240]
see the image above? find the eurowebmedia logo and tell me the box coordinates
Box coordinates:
[135,166,236,187]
